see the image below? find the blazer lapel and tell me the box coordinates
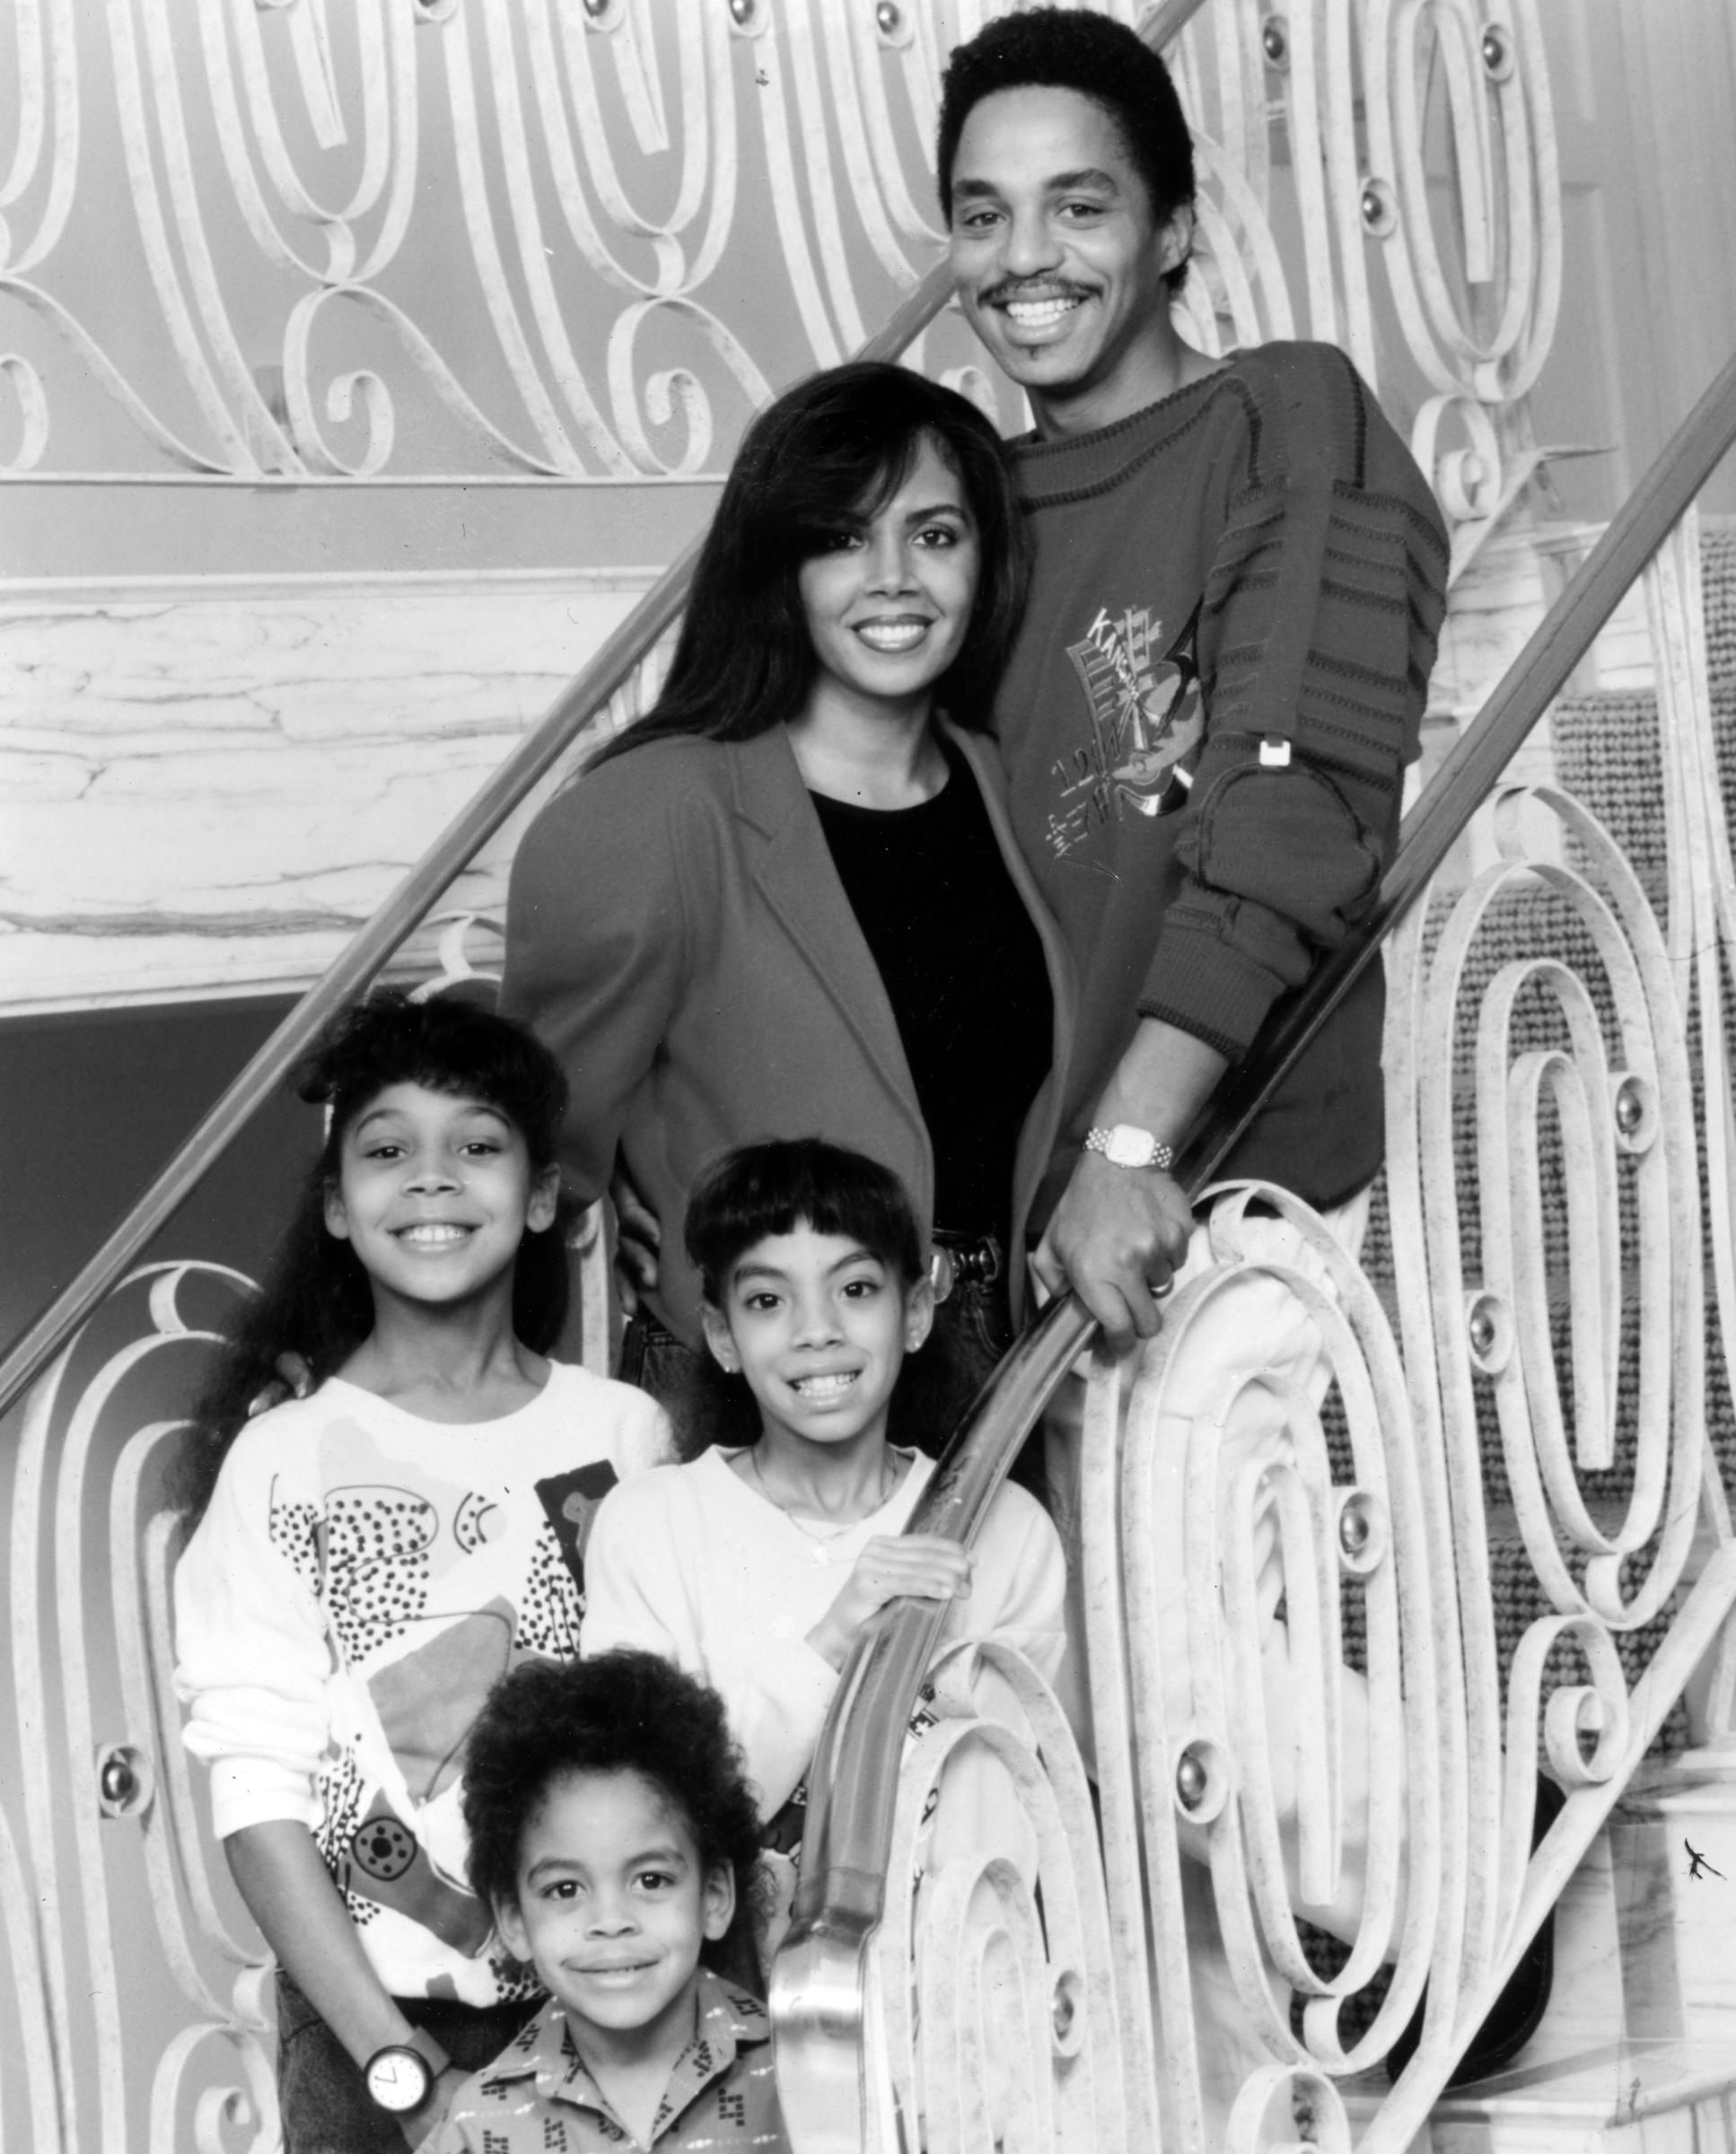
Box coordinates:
[729,729,923,1131]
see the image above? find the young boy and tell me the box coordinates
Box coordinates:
[581,1139,1066,1936]
[434,1650,784,2153]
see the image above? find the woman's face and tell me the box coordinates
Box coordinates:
[796,434,982,722]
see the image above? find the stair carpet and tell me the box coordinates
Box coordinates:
[1286,523,1736,2144]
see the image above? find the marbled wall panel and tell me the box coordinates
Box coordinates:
[0,571,659,1012]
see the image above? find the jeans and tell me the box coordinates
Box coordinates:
[275,1974,538,2154]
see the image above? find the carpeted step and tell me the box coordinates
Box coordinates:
[1549,514,1736,897]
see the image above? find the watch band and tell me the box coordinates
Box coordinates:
[1084,1124,1176,1173]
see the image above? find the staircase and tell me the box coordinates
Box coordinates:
[1341,518,1736,2147]
[5,4,1736,2148]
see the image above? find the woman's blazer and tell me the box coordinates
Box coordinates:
[500,720,1075,1351]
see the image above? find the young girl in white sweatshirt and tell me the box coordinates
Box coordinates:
[174,994,667,2150]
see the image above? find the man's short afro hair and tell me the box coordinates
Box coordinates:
[935,5,1197,290]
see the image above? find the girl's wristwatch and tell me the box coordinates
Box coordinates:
[364,2028,451,2114]
[1084,1124,1176,1172]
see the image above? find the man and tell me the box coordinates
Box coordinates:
[932,17,1559,2094]
[936,8,1449,1343]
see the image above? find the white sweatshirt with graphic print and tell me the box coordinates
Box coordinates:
[174,1363,668,2003]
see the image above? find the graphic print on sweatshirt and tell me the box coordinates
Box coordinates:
[264,1432,616,1958]
[1046,600,1203,861]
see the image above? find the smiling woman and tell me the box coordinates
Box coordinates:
[501,362,1074,1458]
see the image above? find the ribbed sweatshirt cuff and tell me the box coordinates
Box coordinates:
[207,1756,322,1841]
[1137,931,1285,1061]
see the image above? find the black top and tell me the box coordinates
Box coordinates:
[811,740,1054,1238]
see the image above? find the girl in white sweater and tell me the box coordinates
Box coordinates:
[582,1139,1065,1938]
[174,994,667,2151]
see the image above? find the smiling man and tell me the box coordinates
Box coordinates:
[932,15,1559,2088]
[938,7,1450,1341]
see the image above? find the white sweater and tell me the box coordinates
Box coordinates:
[581,1446,1066,1821]
[174,1362,668,2002]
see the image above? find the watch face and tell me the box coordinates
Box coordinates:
[1106,1125,1155,1168]
[365,2046,433,2114]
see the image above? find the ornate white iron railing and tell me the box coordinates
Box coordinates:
[3,0,1556,553]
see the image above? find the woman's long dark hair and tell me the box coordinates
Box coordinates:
[591,362,1028,769]
[172,992,574,1525]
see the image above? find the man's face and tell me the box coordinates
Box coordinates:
[946,85,1190,433]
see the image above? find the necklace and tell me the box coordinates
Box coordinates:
[746,1445,900,1543]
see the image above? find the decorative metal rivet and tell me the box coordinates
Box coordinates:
[729,0,756,23]
[1465,1289,1512,1375]
[1480,24,1513,79]
[1171,1737,1229,1821]
[876,0,902,34]
[583,0,609,14]
[1051,1967,1084,2053]
[1360,178,1396,236]
[1260,14,1289,68]
[95,1742,153,1820]
[1336,1490,1385,1575]
[1614,1079,1644,1134]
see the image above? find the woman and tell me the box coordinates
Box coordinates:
[500,363,1073,1448]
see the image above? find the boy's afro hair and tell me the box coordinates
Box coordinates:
[461,1650,766,1966]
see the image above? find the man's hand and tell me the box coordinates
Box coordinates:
[806,1535,975,1671]
[1033,1151,1194,1351]
[608,1167,662,1316]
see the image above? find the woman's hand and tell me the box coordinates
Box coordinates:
[609,1167,662,1315]
[807,1534,974,1670]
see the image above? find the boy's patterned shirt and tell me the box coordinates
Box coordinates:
[433,1969,787,2153]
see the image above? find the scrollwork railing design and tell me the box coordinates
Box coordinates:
[3,0,1556,556]
[866,1638,1125,2152]
[8,1261,281,2154]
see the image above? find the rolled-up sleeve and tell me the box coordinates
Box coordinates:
[173,1435,331,1838]
[1136,348,1448,1060]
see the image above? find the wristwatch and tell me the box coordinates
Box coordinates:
[1084,1124,1176,1172]
[364,2028,450,2115]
